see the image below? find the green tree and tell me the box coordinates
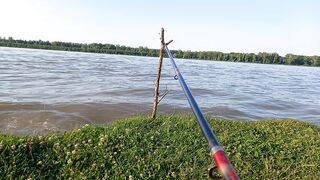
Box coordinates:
[312,56,320,66]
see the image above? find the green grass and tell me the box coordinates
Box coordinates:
[0,115,319,179]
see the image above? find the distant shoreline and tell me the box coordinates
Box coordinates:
[0,37,319,66]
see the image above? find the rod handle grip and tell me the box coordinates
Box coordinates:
[212,150,239,180]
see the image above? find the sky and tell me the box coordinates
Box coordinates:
[0,0,319,56]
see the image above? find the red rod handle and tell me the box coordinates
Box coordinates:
[212,146,239,180]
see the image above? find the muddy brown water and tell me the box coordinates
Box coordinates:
[1,47,319,135]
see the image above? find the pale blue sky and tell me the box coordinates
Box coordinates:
[0,0,319,56]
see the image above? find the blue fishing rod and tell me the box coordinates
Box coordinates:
[164,43,239,180]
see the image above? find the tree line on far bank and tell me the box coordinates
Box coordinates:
[0,37,319,66]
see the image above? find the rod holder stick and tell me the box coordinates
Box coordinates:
[151,28,165,118]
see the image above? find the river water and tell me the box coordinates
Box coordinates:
[0,47,319,135]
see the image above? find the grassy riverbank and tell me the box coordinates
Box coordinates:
[0,115,319,179]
